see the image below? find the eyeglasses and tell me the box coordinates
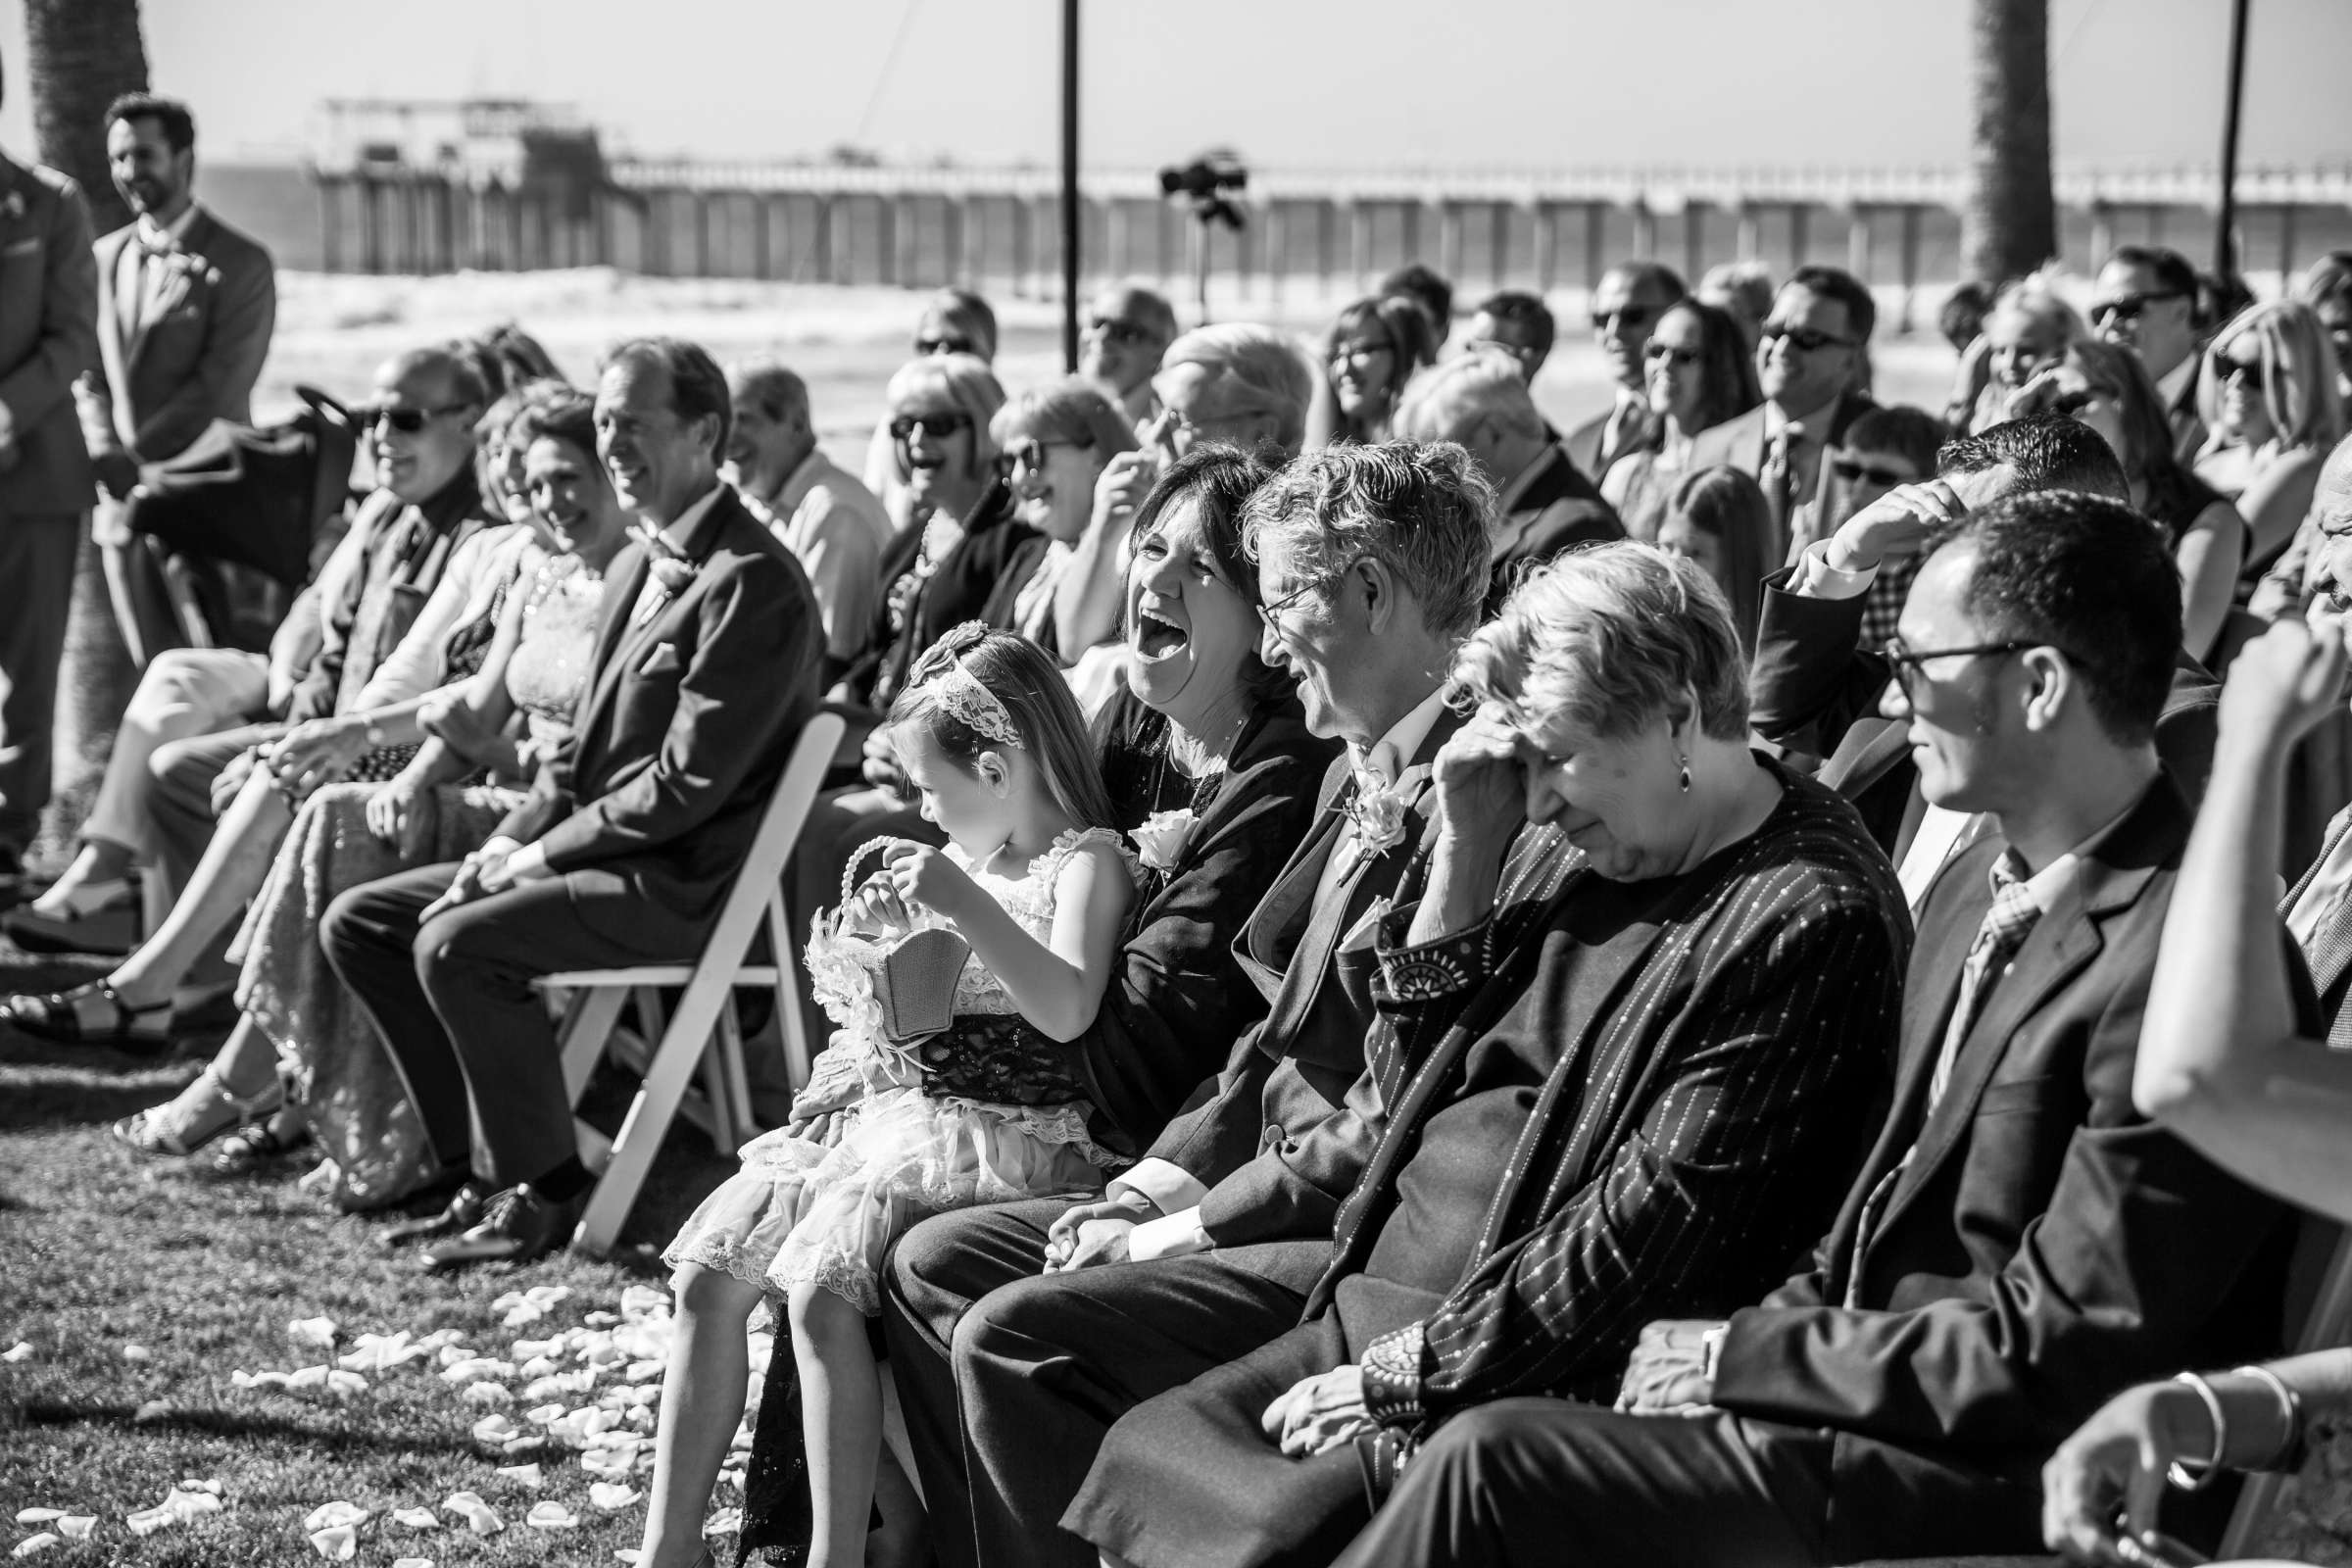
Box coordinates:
[1832,456,1914,488]
[1592,305,1659,335]
[993,437,1089,480]
[890,410,974,442]
[364,402,473,435]
[2088,291,2186,328]
[1881,637,2042,699]
[1254,567,1350,636]
[1088,318,1157,347]
[1642,341,1700,368]
[2220,356,2268,392]
[1329,339,1395,368]
[914,335,978,357]
[1760,323,1857,354]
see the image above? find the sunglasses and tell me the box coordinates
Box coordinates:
[1592,305,1659,334]
[1832,457,1913,488]
[1880,637,2041,700]
[2220,356,2268,392]
[890,411,975,442]
[2088,291,2186,328]
[1329,339,1395,367]
[364,402,472,435]
[993,437,1091,480]
[1643,341,1700,368]
[1761,323,1856,354]
[914,336,978,357]
[1088,318,1157,347]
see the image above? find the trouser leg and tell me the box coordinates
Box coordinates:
[0,514,79,858]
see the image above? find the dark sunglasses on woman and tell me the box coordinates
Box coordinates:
[1831,456,1912,488]
[890,411,975,442]
[1643,342,1701,368]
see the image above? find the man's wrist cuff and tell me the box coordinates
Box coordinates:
[1362,1323,1430,1427]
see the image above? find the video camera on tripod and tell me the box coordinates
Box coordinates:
[1156,150,1249,321]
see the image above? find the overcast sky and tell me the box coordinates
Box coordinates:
[3,0,2349,172]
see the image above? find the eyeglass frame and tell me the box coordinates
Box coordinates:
[889,410,976,443]
[1880,636,2046,699]
[363,401,476,436]
[1760,322,1859,354]
[1254,561,1359,638]
[914,335,978,357]
[1086,317,1160,348]
[1642,340,1701,368]
[2088,291,2188,328]
[1831,455,1916,488]
[992,435,1093,481]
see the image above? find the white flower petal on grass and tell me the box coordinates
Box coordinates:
[286,1364,330,1392]
[580,1449,635,1480]
[501,1304,545,1329]
[9,1534,58,1557]
[2,1343,32,1362]
[287,1317,338,1351]
[494,1464,542,1489]
[469,1413,519,1445]
[623,1359,664,1383]
[392,1559,435,1568]
[53,1521,91,1543]
[434,1345,475,1368]
[524,1502,578,1530]
[10,1514,58,1527]
[462,1382,512,1405]
[718,1468,745,1494]
[304,1502,368,1531]
[162,1489,221,1523]
[511,1337,563,1361]
[123,1509,174,1537]
[177,1479,221,1495]
[120,1344,150,1361]
[613,1551,644,1565]
[417,1329,465,1351]
[438,1358,514,1384]
[704,1507,743,1536]
[587,1484,641,1512]
[527,1286,572,1307]
[583,1311,619,1328]
[306,1524,358,1561]
[618,1286,669,1321]
[440,1492,502,1535]
[390,1507,438,1529]
[520,1361,561,1385]
[523,1402,565,1425]
[231,1369,293,1390]
[324,1370,368,1399]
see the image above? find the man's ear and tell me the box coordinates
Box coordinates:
[2018,646,2071,732]
[1357,557,1401,636]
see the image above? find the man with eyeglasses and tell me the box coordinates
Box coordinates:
[1078,283,1177,426]
[1335,489,2297,1568]
[1562,263,1686,483]
[2090,245,2207,465]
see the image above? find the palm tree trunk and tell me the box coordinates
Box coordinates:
[1961,0,2057,285]
[23,0,148,866]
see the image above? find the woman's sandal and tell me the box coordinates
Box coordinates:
[110,1066,281,1158]
[23,875,134,921]
[206,1109,315,1178]
[3,978,173,1052]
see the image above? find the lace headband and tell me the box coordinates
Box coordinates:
[923,657,1023,750]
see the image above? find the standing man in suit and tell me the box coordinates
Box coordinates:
[74,92,275,663]
[321,338,821,1267]
[1330,492,2301,1568]
[875,442,1491,1568]
[0,48,99,892]
[1690,264,1879,561]
[1561,262,1686,483]
[2091,244,2208,465]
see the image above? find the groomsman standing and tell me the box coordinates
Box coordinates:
[74,91,275,663]
[0,48,100,892]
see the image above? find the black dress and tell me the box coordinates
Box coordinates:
[858,480,1049,709]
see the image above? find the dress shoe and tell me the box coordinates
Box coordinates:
[379,1178,493,1249]
[422,1184,583,1272]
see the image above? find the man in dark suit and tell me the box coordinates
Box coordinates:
[1689,264,1879,561]
[874,442,1493,1568]
[321,338,820,1267]
[0,48,99,889]
[1394,353,1623,612]
[2091,244,2207,466]
[1750,415,2220,894]
[1330,492,2302,1568]
[73,92,275,664]
[1561,262,1685,482]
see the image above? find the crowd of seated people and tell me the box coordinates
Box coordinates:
[18,91,2352,1567]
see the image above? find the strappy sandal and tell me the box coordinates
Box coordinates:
[110,1066,280,1157]
[3,978,173,1051]
[206,1110,315,1177]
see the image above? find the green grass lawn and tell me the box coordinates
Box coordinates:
[0,946,750,1566]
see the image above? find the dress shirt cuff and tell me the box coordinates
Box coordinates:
[1372,902,1500,1004]
[1361,1322,1431,1428]
[1127,1207,1211,1263]
[502,841,551,882]
[1790,538,1879,601]
[1107,1156,1204,1216]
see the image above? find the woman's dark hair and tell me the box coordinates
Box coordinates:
[2063,339,2226,542]
[509,386,599,460]
[1939,281,1995,354]
[1655,299,1761,434]
[892,623,1115,830]
[1128,443,1291,707]
[1324,295,1439,437]
[1660,466,1772,657]
[477,323,566,390]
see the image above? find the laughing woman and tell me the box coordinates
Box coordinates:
[979,379,1139,658]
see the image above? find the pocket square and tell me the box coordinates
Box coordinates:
[637,642,684,676]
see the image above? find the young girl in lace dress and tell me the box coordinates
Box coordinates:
[643,624,1138,1568]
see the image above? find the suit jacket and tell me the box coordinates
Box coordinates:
[1144,708,1463,1257]
[0,153,98,517]
[75,206,275,465]
[497,488,823,947]
[1314,767,1909,1424]
[1688,391,1878,483]
[1748,565,2224,857]
[1488,443,1625,613]
[1561,408,1612,485]
[1712,775,2304,1557]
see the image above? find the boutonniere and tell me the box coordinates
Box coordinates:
[1345,771,1414,858]
[633,534,700,623]
[0,191,24,223]
[1129,808,1200,872]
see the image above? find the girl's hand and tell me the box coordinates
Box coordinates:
[883,841,975,920]
[2041,1381,2198,1565]
[843,874,912,935]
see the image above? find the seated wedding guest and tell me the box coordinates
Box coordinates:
[1564,261,1689,482]
[880,442,1489,1568]
[1061,543,1910,1568]
[865,287,1002,533]
[2092,243,2208,463]
[1330,491,2302,1568]
[1966,271,2083,434]
[1391,354,1622,610]
[1457,291,1555,387]
[2195,301,2346,606]
[1599,297,1760,540]
[1940,280,1994,356]
[2298,249,2352,401]
[1692,265,1880,563]
[105,392,627,1202]
[1815,405,1947,649]
[1308,294,1438,449]
[1,345,500,1043]
[1051,325,1315,662]
[977,378,1136,652]
[1653,466,1771,658]
[2015,338,2245,658]
[322,335,822,1268]
[472,320,564,392]
[725,359,890,684]
[1697,260,1775,355]
[1078,283,1178,426]
[1380,263,1454,350]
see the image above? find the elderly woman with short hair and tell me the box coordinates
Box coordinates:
[1061,542,1910,1568]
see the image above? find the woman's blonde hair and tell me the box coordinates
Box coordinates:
[2201,300,2347,454]
[890,624,1115,831]
[991,377,1140,461]
[885,353,1007,483]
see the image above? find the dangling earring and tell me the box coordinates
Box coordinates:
[1677,753,1692,793]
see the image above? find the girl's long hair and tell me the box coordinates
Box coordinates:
[892,623,1115,830]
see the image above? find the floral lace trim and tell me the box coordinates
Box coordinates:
[661,1231,781,1296]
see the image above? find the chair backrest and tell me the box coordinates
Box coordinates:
[2218,1214,2352,1559]
[681,711,845,991]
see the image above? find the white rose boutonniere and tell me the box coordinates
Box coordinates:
[634,534,701,623]
[1345,772,1413,858]
[1129,808,1199,873]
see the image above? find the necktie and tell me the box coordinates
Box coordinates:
[1761,425,1796,559]
[2286,810,2352,1047]
[1845,855,2041,1304]
[1602,397,1652,470]
[118,242,147,339]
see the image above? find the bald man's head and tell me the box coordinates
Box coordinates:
[367,345,486,502]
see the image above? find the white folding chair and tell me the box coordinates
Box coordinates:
[536,711,844,1257]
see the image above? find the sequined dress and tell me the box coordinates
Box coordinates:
[662,827,1134,1315]
[227,555,606,1208]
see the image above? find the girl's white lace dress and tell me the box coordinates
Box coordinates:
[662,827,1133,1314]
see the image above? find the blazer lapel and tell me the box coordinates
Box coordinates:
[94,229,131,431]
[571,543,652,748]
[1234,757,1353,997]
